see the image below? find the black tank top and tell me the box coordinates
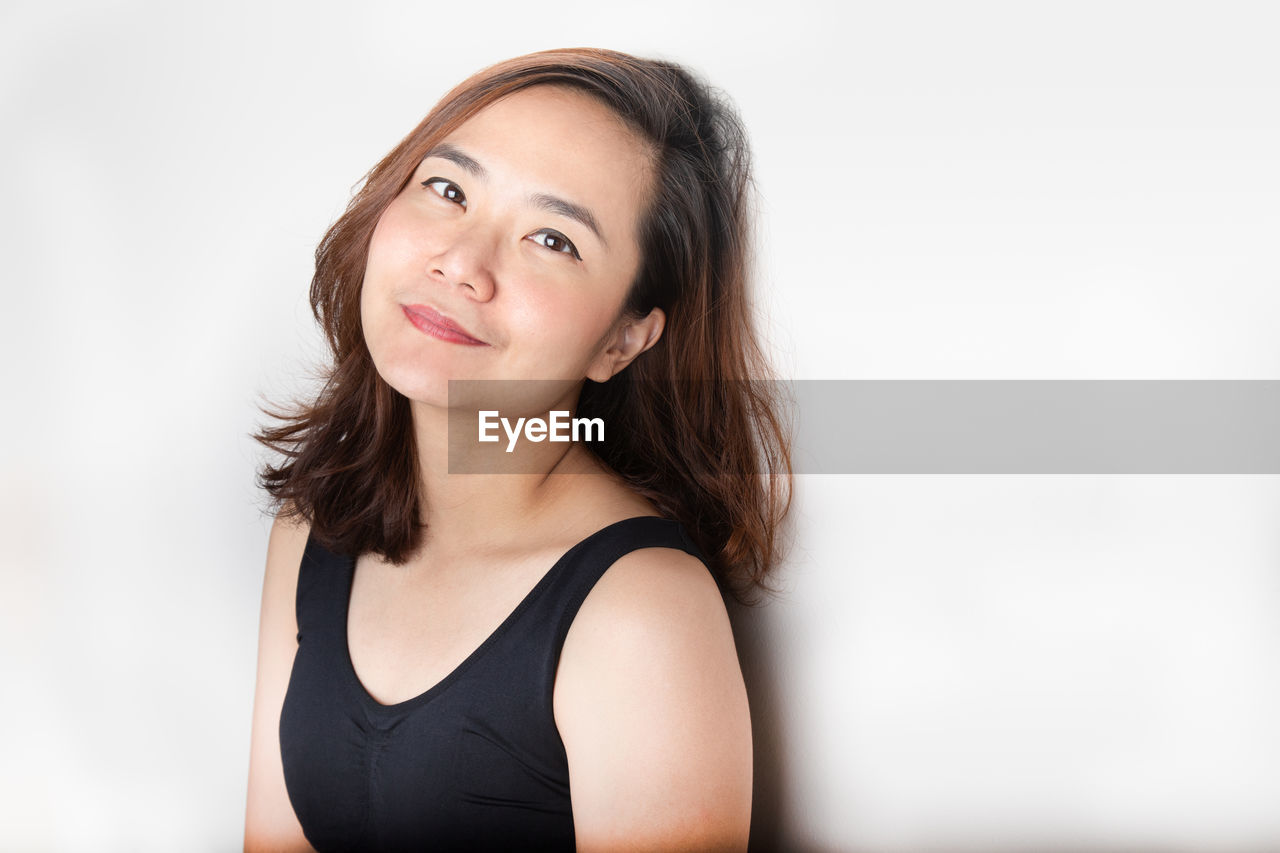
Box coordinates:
[279,515,709,852]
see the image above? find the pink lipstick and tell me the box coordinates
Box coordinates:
[401,304,488,346]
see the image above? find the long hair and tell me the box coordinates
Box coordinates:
[254,47,792,604]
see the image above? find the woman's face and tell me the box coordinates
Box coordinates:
[361,85,659,411]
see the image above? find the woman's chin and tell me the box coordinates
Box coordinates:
[371,365,450,409]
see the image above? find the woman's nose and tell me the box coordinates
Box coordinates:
[429,224,498,301]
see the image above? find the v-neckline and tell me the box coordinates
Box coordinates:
[338,515,663,715]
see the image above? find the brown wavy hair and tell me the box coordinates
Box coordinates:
[254,47,792,604]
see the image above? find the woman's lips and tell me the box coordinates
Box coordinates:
[401,304,488,346]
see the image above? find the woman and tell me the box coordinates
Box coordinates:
[245,48,792,852]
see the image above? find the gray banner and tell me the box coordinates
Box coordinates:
[791,380,1280,474]
[446,380,1280,474]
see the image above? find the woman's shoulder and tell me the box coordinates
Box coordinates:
[263,504,312,595]
[551,512,751,849]
[574,538,725,647]
[555,503,734,691]
[558,471,721,621]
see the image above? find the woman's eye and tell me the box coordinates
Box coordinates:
[421,177,466,208]
[529,229,581,260]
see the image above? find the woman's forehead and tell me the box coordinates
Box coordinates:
[455,84,640,147]
[435,87,654,220]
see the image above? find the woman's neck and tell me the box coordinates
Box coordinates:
[407,396,605,553]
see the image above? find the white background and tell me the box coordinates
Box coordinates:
[2,1,1278,850]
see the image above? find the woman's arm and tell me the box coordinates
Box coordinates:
[555,548,753,852]
[244,511,315,853]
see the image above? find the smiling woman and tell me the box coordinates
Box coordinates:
[245,47,792,852]
[360,85,657,407]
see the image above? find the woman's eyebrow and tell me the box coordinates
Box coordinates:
[530,193,607,247]
[423,143,607,247]
[425,143,486,176]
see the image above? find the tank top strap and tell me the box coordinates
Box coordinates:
[291,516,711,658]
[294,529,355,646]
[536,515,711,657]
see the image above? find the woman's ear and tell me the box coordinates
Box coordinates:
[585,307,666,383]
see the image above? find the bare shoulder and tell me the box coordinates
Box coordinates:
[245,505,316,853]
[572,544,730,647]
[555,544,752,852]
[265,505,311,589]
